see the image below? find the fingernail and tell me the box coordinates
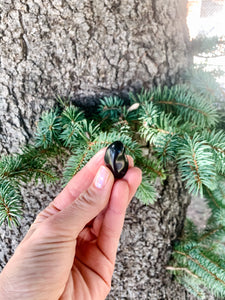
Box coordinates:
[94,166,110,189]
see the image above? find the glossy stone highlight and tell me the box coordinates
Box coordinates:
[104,141,128,179]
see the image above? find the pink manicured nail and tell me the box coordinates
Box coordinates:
[94,166,110,189]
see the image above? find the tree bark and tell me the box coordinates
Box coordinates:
[0,0,190,152]
[0,1,201,299]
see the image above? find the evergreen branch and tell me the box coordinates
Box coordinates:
[129,89,153,104]
[98,96,124,121]
[199,226,224,243]
[191,35,219,56]
[177,275,206,299]
[148,85,218,127]
[201,129,225,174]
[136,156,166,180]
[154,99,208,117]
[35,110,62,148]
[0,179,22,226]
[204,187,220,210]
[135,176,157,204]
[0,153,57,184]
[61,105,85,124]
[178,134,217,196]
[175,249,225,290]
[2,69,225,298]
[204,181,225,211]
[199,209,225,245]
[184,67,224,103]
[153,133,181,164]
[63,132,142,184]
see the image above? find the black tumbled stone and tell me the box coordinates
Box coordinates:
[104,141,128,179]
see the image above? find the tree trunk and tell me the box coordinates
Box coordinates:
[0,1,200,299]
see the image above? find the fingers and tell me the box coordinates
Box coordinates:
[42,166,115,239]
[97,167,142,263]
[53,149,134,211]
[53,148,106,210]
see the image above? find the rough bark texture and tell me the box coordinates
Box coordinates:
[1,0,190,152]
[0,0,203,299]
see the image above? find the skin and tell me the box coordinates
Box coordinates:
[0,148,142,300]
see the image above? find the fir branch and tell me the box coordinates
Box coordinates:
[135,176,157,204]
[2,69,225,299]
[136,156,166,180]
[0,179,22,226]
[129,88,152,104]
[184,68,223,103]
[199,209,225,244]
[191,35,219,56]
[60,105,85,147]
[177,275,206,299]
[76,120,101,143]
[178,133,216,196]
[181,219,199,242]
[153,133,181,164]
[175,249,225,297]
[201,129,225,174]
[98,96,124,121]
[204,181,225,211]
[148,85,218,127]
[35,110,62,148]
[0,153,57,184]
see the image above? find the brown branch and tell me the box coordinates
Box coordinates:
[205,187,220,209]
[3,168,55,179]
[0,195,11,220]
[192,151,201,188]
[199,225,223,242]
[153,100,208,117]
[143,163,164,178]
[204,143,225,155]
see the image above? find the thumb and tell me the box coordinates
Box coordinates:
[45,165,114,238]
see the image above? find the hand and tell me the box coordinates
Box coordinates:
[0,148,142,300]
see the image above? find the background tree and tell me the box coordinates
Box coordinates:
[0,1,202,299]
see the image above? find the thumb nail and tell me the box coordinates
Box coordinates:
[94,166,111,189]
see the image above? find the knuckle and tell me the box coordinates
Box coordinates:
[75,187,97,209]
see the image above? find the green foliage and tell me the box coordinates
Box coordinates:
[184,68,223,103]
[172,239,225,298]
[60,105,85,146]
[1,68,225,299]
[63,131,142,185]
[133,85,218,128]
[35,109,62,148]
[178,133,216,196]
[191,34,219,56]
[135,177,156,204]
[98,96,125,121]
[0,179,22,226]
[204,179,225,212]
[201,129,225,175]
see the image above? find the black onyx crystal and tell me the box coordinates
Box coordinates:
[104,141,128,179]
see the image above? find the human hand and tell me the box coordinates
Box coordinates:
[0,148,142,300]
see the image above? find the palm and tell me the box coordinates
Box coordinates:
[60,222,114,300]
[0,150,141,300]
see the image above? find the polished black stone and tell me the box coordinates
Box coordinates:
[104,141,128,179]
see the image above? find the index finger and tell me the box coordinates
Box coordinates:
[53,149,134,211]
[53,148,106,210]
